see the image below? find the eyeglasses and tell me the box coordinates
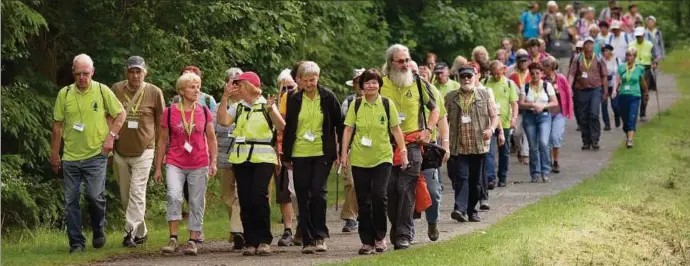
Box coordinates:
[73,71,90,77]
[393,58,411,64]
[459,75,473,80]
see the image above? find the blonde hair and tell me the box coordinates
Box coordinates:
[471,46,489,62]
[277,68,294,83]
[176,72,201,94]
[450,55,468,75]
[239,80,262,96]
[297,61,320,79]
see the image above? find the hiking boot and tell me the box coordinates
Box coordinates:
[277,230,294,246]
[480,200,490,210]
[375,239,388,253]
[92,233,106,249]
[531,175,540,183]
[293,228,302,246]
[615,119,621,128]
[394,239,410,250]
[134,235,148,245]
[256,243,271,256]
[358,244,375,255]
[69,245,85,253]
[551,161,560,174]
[231,232,244,250]
[451,210,468,222]
[488,180,496,190]
[542,175,550,183]
[592,142,600,150]
[301,245,316,254]
[161,238,178,254]
[315,240,327,252]
[469,213,481,222]
[498,181,507,187]
[428,223,439,241]
[242,247,256,256]
[604,125,611,131]
[342,219,358,233]
[581,143,591,150]
[182,240,198,256]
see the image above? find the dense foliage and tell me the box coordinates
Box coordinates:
[2,0,687,231]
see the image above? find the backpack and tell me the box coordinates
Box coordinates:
[524,81,549,100]
[64,83,108,114]
[348,97,392,149]
[233,102,277,146]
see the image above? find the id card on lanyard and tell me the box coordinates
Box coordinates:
[179,103,196,153]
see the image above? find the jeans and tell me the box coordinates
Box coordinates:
[550,113,567,148]
[491,129,512,183]
[166,164,208,232]
[484,133,497,183]
[387,143,422,243]
[352,163,391,245]
[233,162,274,247]
[617,95,641,132]
[63,154,107,248]
[447,154,485,215]
[292,156,332,246]
[574,88,603,144]
[523,112,552,177]
[422,168,442,224]
[601,87,620,127]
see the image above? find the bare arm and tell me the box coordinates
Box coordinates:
[391,125,409,168]
[153,123,168,183]
[545,96,558,108]
[340,126,353,162]
[50,121,64,174]
[268,104,285,132]
[427,107,440,131]
[206,122,218,177]
[217,94,233,127]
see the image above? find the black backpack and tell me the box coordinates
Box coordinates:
[348,96,392,149]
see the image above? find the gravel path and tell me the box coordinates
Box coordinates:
[96,71,678,266]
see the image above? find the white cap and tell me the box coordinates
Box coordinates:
[345,68,366,86]
[610,20,622,29]
[647,16,657,22]
[583,36,595,43]
[575,40,584,48]
[634,26,645,36]
[547,1,557,7]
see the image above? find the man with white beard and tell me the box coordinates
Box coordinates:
[380,44,440,250]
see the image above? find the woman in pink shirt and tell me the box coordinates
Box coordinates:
[541,57,573,174]
[154,72,218,256]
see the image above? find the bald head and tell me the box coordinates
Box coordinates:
[72,53,95,89]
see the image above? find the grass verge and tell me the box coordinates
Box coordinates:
[342,50,690,265]
[1,168,345,266]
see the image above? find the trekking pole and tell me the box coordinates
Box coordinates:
[653,68,662,119]
[335,164,342,211]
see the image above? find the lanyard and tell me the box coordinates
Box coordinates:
[518,71,528,87]
[625,65,634,82]
[459,91,476,114]
[72,86,86,123]
[306,96,320,133]
[530,81,544,102]
[361,100,377,137]
[179,103,196,141]
[582,55,593,71]
[555,30,562,39]
[123,83,146,114]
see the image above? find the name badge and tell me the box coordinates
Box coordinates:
[73,122,85,132]
[554,41,561,47]
[184,141,193,153]
[127,120,139,129]
[235,136,246,143]
[360,137,373,147]
[624,85,631,91]
[304,132,316,142]
[461,115,471,124]
[581,72,589,79]
[398,113,406,121]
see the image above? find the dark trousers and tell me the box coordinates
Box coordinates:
[447,154,485,215]
[233,162,273,247]
[574,87,602,144]
[387,144,422,243]
[601,87,620,127]
[292,156,332,246]
[352,163,392,245]
[640,65,656,117]
[618,95,642,132]
[62,154,107,248]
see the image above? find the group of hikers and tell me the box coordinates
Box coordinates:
[50,0,663,258]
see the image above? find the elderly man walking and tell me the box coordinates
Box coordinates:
[111,56,165,247]
[380,44,439,250]
[50,54,126,253]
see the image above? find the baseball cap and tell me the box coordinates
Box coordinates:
[458,66,475,76]
[126,56,146,70]
[575,40,584,48]
[603,44,614,51]
[647,16,657,23]
[516,54,530,62]
[433,62,448,73]
[583,36,595,44]
[610,20,622,29]
[634,26,645,36]
[345,68,366,86]
[236,71,261,87]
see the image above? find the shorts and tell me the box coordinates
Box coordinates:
[275,166,295,204]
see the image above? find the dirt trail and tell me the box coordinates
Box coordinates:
[96,71,678,266]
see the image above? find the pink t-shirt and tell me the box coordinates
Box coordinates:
[161,103,213,169]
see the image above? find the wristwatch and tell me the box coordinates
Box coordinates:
[109,131,118,138]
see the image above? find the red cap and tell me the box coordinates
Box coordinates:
[237,72,261,87]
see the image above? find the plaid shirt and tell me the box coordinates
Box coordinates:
[446,87,497,155]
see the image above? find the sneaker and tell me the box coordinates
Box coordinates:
[294,228,303,246]
[581,143,591,150]
[542,175,550,183]
[451,210,468,222]
[315,240,327,252]
[133,235,148,245]
[182,241,198,256]
[301,245,316,254]
[531,175,540,183]
[342,219,358,233]
[498,181,507,187]
[242,247,256,256]
[277,231,294,246]
[551,161,560,174]
[469,213,481,222]
[488,180,496,190]
[358,244,375,255]
[427,223,439,241]
[375,239,387,253]
[604,125,611,131]
[161,238,178,254]
[92,233,106,249]
[69,244,85,253]
[123,235,136,248]
[231,232,244,250]
[479,200,490,210]
[615,119,621,128]
[393,239,410,250]
[592,142,600,150]
[256,243,271,256]
[626,139,634,148]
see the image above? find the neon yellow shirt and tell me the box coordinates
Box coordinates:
[292,91,324,157]
[344,95,401,168]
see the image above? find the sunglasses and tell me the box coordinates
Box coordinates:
[394,58,411,64]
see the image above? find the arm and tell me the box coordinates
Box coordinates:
[340,126,353,166]
[50,121,64,174]
[268,104,286,131]
[438,116,450,163]
[391,125,409,168]
[331,94,345,151]
[545,96,558,108]
[518,13,525,35]
[206,121,218,177]
[153,122,168,183]
[510,100,519,128]
[659,31,666,60]
[216,92,233,127]
[601,60,609,101]
[103,111,127,155]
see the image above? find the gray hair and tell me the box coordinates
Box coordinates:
[516,48,528,56]
[297,61,320,78]
[409,60,419,73]
[541,56,558,69]
[225,67,243,82]
[277,68,294,83]
[72,53,94,69]
[384,44,410,73]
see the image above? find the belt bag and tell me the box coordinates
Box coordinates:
[421,143,446,170]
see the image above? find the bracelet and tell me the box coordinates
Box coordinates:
[109,131,118,137]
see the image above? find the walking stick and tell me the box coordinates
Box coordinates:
[653,68,662,119]
[335,164,342,211]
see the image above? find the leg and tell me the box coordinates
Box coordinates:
[423,167,442,224]
[112,152,131,214]
[588,88,603,144]
[575,90,591,145]
[234,163,256,247]
[252,163,275,245]
[484,133,497,183]
[523,113,540,178]
[550,114,566,168]
[126,149,154,238]
[394,146,422,243]
[62,160,85,249]
[82,155,107,239]
[448,155,469,212]
[466,155,485,216]
[309,157,332,241]
[626,96,641,132]
[340,164,359,227]
[165,164,187,236]
[186,167,208,239]
[497,129,511,183]
[537,113,553,177]
[352,166,374,245]
[220,168,239,232]
[601,95,610,128]
[292,157,315,246]
[386,165,401,243]
[275,165,294,231]
[371,164,392,242]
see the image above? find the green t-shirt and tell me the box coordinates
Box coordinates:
[434,79,461,96]
[628,40,654,66]
[483,76,519,129]
[617,64,645,97]
[292,91,324,158]
[380,76,435,134]
[53,81,124,161]
[426,85,446,140]
[344,95,401,168]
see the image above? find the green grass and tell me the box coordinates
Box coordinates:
[1,168,345,266]
[341,50,690,265]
